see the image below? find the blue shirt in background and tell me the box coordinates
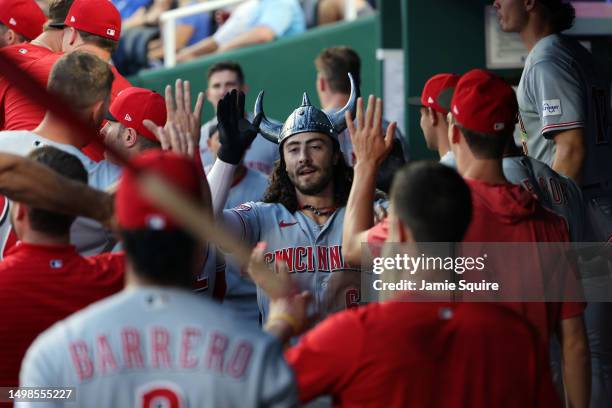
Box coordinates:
[112,0,152,20]
[177,1,212,46]
[253,0,306,38]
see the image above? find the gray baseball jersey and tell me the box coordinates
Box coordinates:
[224,203,359,321]
[0,131,120,258]
[200,115,280,175]
[517,34,612,187]
[503,155,585,242]
[205,166,269,324]
[18,287,297,408]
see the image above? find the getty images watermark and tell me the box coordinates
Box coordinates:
[371,253,499,293]
[355,242,611,303]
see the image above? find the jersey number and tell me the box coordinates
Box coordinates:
[137,382,183,408]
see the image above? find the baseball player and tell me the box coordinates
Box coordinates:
[0,52,120,257]
[207,75,373,322]
[315,46,408,192]
[496,3,612,404]
[404,72,585,243]
[249,158,561,407]
[0,146,124,390]
[0,0,46,48]
[206,124,269,325]
[18,150,297,408]
[0,0,131,162]
[343,70,589,407]
[200,61,279,174]
[101,87,167,164]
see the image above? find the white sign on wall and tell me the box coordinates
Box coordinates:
[484,6,529,69]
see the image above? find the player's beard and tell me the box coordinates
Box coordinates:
[288,162,334,196]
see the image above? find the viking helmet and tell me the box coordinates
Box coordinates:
[254,73,358,145]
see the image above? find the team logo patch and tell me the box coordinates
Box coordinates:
[70,16,75,23]
[493,122,505,131]
[279,220,297,228]
[234,203,252,212]
[427,96,434,105]
[18,48,27,55]
[124,114,133,122]
[106,28,116,37]
[542,99,562,117]
[452,105,459,115]
[146,215,166,230]
[49,259,63,269]
[9,18,17,26]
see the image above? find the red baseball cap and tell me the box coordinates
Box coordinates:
[107,87,167,142]
[0,0,47,40]
[116,150,203,231]
[64,0,121,41]
[450,69,518,135]
[407,73,460,115]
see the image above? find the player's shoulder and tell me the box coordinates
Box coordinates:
[527,35,588,72]
[0,130,45,155]
[0,43,52,63]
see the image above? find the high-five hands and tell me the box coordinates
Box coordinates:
[346,95,396,168]
[216,90,262,165]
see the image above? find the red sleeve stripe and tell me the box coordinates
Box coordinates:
[231,210,249,241]
[541,121,584,134]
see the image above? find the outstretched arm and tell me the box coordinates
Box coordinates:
[0,153,113,225]
[341,96,395,266]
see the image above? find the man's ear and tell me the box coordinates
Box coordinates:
[69,27,78,45]
[318,75,327,93]
[13,202,27,222]
[525,0,536,12]
[124,128,138,148]
[429,108,438,126]
[449,123,461,145]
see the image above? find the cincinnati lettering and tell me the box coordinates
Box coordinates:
[263,245,345,273]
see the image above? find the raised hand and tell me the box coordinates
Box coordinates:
[144,120,195,158]
[164,79,204,150]
[346,95,396,168]
[216,89,262,165]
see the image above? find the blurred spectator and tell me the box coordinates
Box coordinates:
[111,0,173,75]
[317,0,374,25]
[177,0,305,62]
[147,0,212,63]
[113,0,171,31]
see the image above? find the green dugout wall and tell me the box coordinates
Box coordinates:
[129,16,379,129]
[130,2,610,161]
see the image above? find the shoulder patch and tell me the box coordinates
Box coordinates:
[234,203,252,212]
[542,99,562,117]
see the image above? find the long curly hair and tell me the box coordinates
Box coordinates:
[263,144,354,213]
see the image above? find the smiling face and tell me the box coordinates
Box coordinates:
[282,132,337,196]
[493,0,529,33]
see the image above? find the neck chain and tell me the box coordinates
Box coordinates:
[301,205,336,217]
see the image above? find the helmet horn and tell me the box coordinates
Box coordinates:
[254,90,283,144]
[327,72,358,132]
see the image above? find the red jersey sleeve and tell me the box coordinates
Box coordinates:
[284,309,365,403]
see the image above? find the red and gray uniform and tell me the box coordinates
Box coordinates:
[517,33,612,407]
[18,287,297,408]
